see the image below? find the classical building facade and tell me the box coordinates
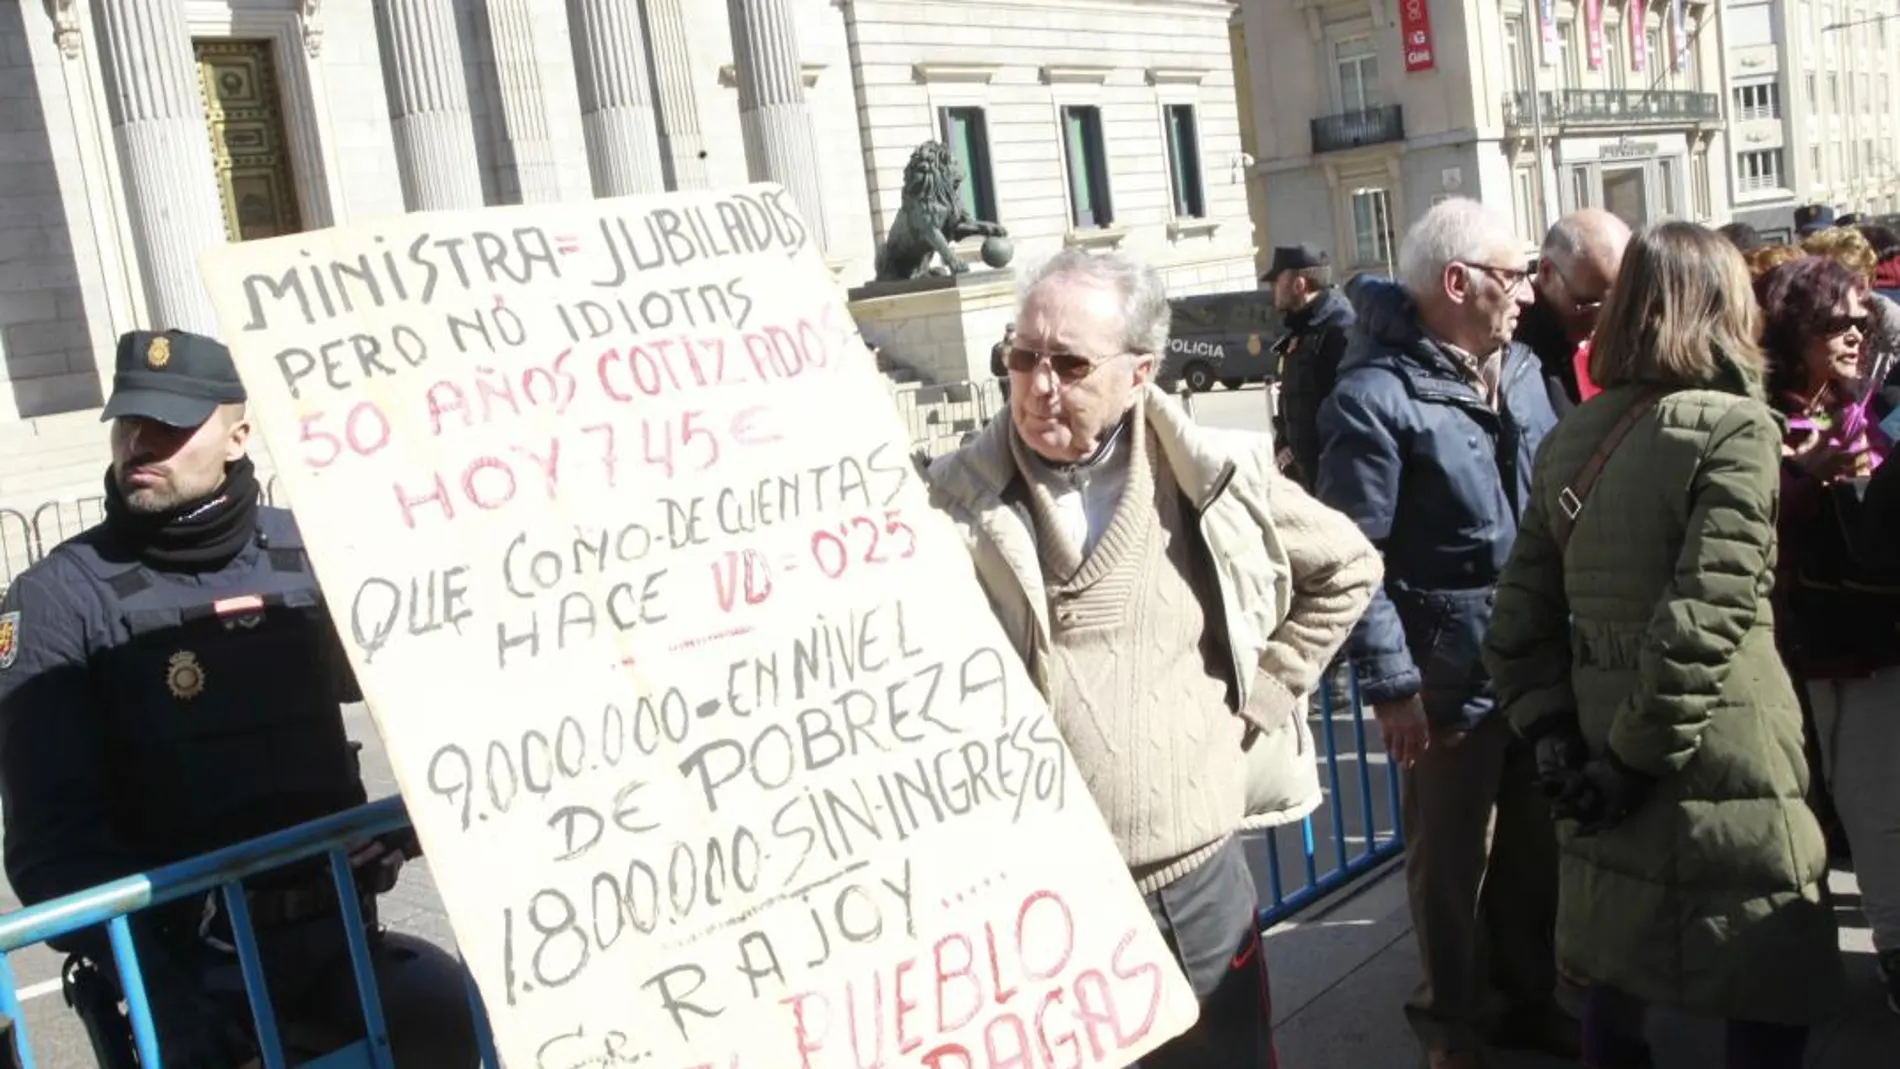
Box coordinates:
[1723,0,1900,240]
[1234,0,1727,274]
[0,0,1253,536]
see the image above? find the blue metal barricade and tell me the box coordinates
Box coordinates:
[1254,663,1407,927]
[0,675,1400,1064]
[0,798,498,1069]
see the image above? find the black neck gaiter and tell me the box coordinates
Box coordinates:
[102,456,260,569]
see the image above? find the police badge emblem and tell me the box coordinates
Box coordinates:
[0,611,19,670]
[166,651,205,699]
[146,336,171,370]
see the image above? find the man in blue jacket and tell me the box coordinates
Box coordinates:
[1314,199,1571,1069]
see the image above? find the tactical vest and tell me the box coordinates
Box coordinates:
[69,509,367,876]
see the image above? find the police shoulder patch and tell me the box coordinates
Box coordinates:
[0,610,19,671]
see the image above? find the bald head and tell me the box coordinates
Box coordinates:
[1538,209,1632,342]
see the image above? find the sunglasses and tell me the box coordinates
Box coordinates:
[1003,346,1107,384]
[1818,314,1870,337]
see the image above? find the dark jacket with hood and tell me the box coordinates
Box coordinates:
[1314,276,1560,732]
[1272,287,1355,490]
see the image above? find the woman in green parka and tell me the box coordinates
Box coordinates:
[1481,222,1843,1069]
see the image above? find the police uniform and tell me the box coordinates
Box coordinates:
[1263,244,1354,491]
[0,330,475,1068]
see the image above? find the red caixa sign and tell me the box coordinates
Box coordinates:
[1400,0,1436,72]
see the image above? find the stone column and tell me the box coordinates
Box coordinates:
[92,0,228,335]
[376,0,485,211]
[726,0,831,250]
[486,0,564,204]
[644,0,710,190]
[568,0,666,197]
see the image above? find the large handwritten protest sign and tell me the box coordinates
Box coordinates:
[197,185,1198,1068]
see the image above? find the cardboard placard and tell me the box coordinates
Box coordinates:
[198,185,1197,1068]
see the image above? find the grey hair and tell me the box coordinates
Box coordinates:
[1018,247,1172,356]
[1541,209,1632,270]
[1396,197,1520,301]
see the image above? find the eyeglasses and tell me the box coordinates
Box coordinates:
[1817,313,1870,337]
[1552,264,1609,312]
[1458,261,1534,293]
[1003,346,1111,384]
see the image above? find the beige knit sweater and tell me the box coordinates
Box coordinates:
[1011,408,1248,892]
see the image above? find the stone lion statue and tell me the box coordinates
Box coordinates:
[874,141,1010,282]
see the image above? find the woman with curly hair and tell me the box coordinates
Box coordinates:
[1757,253,1900,1016]
[1742,242,1805,281]
[1804,225,1900,388]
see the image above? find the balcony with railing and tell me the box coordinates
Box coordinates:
[1310,104,1405,154]
[1502,88,1722,127]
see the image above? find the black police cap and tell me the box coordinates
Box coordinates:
[100,330,247,429]
[1262,243,1331,282]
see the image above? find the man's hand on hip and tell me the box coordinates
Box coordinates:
[1372,695,1430,769]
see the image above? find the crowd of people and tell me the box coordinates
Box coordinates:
[1257,200,1897,1068]
[4,184,1896,1067]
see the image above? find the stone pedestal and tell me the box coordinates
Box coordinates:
[94,1,229,334]
[377,0,485,210]
[568,0,666,196]
[847,270,1017,386]
[726,0,830,250]
[645,0,709,190]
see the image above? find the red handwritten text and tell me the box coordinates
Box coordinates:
[780,890,1164,1069]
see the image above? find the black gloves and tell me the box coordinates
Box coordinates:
[1525,717,1655,836]
[1552,750,1655,836]
[1532,725,1591,801]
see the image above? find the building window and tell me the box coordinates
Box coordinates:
[1162,104,1206,219]
[1829,74,1839,112]
[1812,144,1823,179]
[1348,187,1395,268]
[1659,157,1677,217]
[1513,167,1540,243]
[1559,21,1580,89]
[1692,153,1710,217]
[1860,73,1871,113]
[1736,149,1784,192]
[1606,29,1626,89]
[1733,82,1779,120]
[1504,17,1527,93]
[1060,105,1114,229]
[1646,29,1664,85]
[1806,73,1816,111]
[937,107,999,224]
[1335,37,1380,111]
[1571,166,1592,211]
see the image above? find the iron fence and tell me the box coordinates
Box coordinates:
[0,798,500,1069]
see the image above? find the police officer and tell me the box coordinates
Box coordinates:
[0,330,477,1068]
[1264,243,1354,491]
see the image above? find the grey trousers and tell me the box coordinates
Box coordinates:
[1133,836,1279,1069]
[1809,667,1900,953]
[1399,712,1561,1053]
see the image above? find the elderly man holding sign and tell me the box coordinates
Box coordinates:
[927,248,1383,1064]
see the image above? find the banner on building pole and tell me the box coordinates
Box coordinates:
[1400,0,1437,72]
[1670,0,1689,72]
[1539,0,1559,65]
[1630,1,1648,73]
[1585,0,1605,69]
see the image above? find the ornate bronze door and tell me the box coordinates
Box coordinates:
[193,40,303,242]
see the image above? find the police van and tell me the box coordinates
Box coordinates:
[1157,289,1283,393]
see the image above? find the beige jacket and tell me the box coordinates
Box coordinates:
[925,384,1381,830]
